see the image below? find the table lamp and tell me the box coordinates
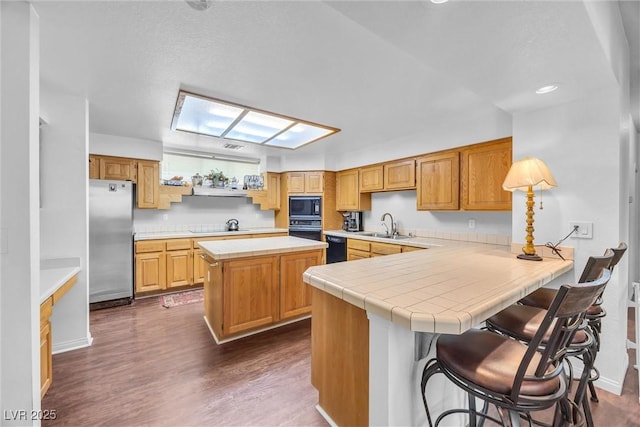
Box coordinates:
[503,157,557,261]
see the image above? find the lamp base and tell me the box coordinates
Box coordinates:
[517,253,543,261]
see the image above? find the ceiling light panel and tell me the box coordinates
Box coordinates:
[171,90,340,149]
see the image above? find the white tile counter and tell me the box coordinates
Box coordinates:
[135,227,289,241]
[304,240,573,334]
[198,236,327,260]
[40,258,81,304]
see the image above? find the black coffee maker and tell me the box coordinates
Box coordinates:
[342,212,363,232]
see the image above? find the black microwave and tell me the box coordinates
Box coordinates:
[289,196,321,218]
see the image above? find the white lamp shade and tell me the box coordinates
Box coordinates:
[502,157,557,192]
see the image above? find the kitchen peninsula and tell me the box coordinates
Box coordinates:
[198,236,327,343]
[303,239,573,426]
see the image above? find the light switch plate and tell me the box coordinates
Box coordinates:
[569,221,593,239]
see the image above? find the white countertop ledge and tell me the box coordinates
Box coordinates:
[304,242,573,334]
[135,228,289,241]
[40,258,81,304]
[198,236,327,260]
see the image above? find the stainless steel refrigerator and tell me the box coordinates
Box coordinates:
[89,179,133,305]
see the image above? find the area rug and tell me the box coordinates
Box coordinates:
[159,289,204,308]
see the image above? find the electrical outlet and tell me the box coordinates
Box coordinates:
[569,221,593,239]
[468,219,476,229]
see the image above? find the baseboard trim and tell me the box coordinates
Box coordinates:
[572,358,627,396]
[315,404,338,427]
[203,314,311,345]
[52,335,93,355]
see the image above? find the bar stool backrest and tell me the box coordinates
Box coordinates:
[577,249,615,283]
[511,261,613,403]
[608,242,627,273]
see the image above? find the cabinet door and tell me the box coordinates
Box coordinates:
[40,321,52,398]
[89,155,99,179]
[384,159,415,190]
[137,160,159,209]
[100,157,136,181]
[204,256,224,339]
[347,249,370,261]
[417,151,460,210]
[265,172,281,209]
[280,250,323,319]
[287,172,306,193]
[305,172,324,193]
[336,169,360,211]
[193,249,206,284]
[135,252,166,293]
[370,242,402,256]
[166,250,192,288]
[223,256,279,335]
[359,165,384,192]
[461,138,512,211]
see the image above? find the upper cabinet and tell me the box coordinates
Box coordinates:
[247,172,281,211]
[336,169,371,211]
[89,154,160,209]
[415,137,512,211]
[416,151,460,210]
[383,159,415,190]
[461,138,512,211]
[359,159,416,193]
[287,171,324,194]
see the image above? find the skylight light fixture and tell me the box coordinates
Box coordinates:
[535,84,559,94]
[171,91,340,150]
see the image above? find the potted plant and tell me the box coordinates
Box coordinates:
[207,169,227,188]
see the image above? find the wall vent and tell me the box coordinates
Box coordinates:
[223,143,244,150]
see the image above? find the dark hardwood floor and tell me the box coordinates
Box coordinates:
[43,298,639,426]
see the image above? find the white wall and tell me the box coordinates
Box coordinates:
[362,190,512,239]
[513,88,629,393]
[90,132,163,161]
[1,2,41,422]
[133,196,274,233]
[40,85,91,354]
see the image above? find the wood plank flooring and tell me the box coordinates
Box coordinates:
[43,298,639,426]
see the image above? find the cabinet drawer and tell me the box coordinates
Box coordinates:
[347,239,370,252]
[135,240,165,253]
[347,249,370,261]
[370,242,402,256]
[166,238,191,251]
[401,245,424,253]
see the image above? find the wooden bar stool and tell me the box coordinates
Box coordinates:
[519,243,626,403]
[421,269,611,427]
[486,250,615,427]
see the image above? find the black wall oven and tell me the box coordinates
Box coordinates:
[289,196,322,241]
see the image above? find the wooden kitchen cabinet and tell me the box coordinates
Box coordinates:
[247,172,281,211]
[280,250,322,319]
[166,250,192,288]
[360,165,384,192]
[383,159,415,190]
[461,138,512,211]
[135,251,166,293]
[223,256,280,335]
[89,155,99,179]
[99,156,137,182]
[416,151,460,210]
[347,238,424,260]
[137,160,160,209]
[286,171,324,194]
[336,169,372,211]
[40,297,53,398]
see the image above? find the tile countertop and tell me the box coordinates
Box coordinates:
[323,229,443,249]
[198,236,328,260]
[134,228,289,241]
[40,258,81,304]
[303,240,573,335]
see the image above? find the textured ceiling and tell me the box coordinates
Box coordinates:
[34,0,638,160]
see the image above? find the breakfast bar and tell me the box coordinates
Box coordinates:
[198,236,327,343]
[303,240,573,426]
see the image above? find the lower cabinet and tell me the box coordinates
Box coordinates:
[347,238,424,260]
[40,297,53,398]
[204,249,324,340]
[134,233,288,296]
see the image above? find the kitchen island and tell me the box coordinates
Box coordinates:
[198,236,327,343]
[303,239,573,426]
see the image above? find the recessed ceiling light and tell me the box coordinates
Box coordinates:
[431,0,449,4]
[535,84,559,95]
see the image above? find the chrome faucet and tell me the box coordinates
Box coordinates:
[380,212,397,236]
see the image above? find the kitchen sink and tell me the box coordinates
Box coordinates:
[361,232,412,240]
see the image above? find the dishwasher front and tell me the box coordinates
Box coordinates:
[326,235,347,264]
